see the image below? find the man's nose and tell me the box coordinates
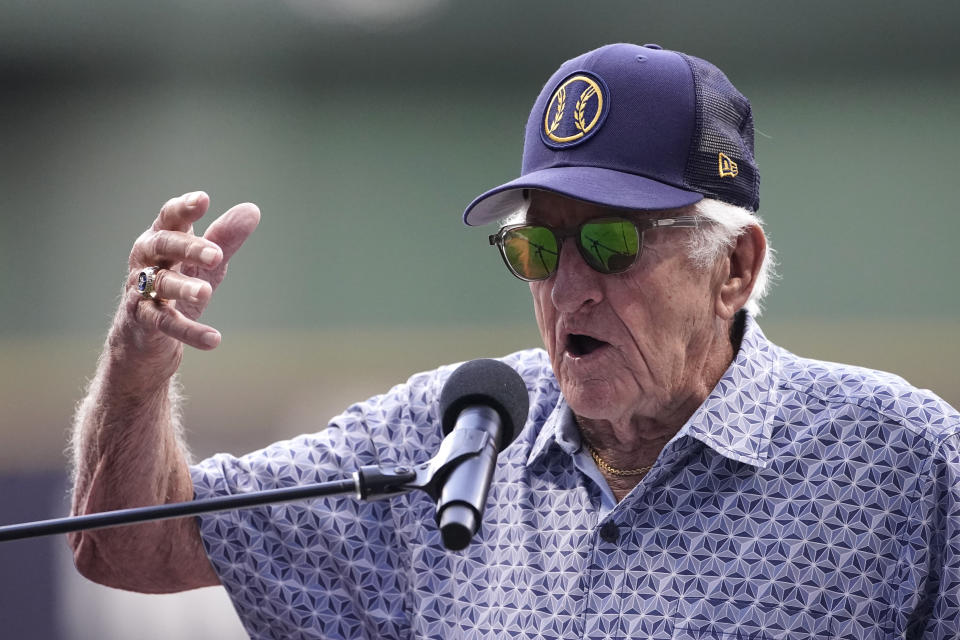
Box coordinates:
[550,239,603,313]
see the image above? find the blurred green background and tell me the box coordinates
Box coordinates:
[0,1,957,637]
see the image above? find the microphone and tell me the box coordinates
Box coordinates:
[435,359,529,550]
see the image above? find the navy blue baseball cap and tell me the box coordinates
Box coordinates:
[463,43,759,226]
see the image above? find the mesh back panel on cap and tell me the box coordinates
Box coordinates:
[679,53,760,211]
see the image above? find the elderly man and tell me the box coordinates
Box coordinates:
[71,43,959,639]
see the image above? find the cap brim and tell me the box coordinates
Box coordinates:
[462,166,704,226]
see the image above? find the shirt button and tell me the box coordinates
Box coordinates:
[599,521,619,544]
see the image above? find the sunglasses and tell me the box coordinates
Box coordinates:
[488,216,702,281]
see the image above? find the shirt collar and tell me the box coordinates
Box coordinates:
[525,312,780,470]
[680,313,779,468]
[526,396,573,467]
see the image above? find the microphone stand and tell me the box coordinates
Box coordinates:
[0,426,492,544]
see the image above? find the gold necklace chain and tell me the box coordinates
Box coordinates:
[585,442,654,477]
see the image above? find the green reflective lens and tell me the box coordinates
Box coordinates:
[579,219,640,273]
[502,226,559,280]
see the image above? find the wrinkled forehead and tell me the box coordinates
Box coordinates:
[520,189,697,226]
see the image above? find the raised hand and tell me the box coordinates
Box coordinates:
[120,191,260,377]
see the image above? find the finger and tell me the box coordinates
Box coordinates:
[153,191,210,233]
[202,203,261,264]
[136,298,222,350]
[152,270,213,306]
[133,230,223,269]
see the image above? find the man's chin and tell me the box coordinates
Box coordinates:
[559,378,626,421]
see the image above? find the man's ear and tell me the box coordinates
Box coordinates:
[715,224,766,319]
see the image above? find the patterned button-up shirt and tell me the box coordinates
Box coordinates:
[192,315,960,639]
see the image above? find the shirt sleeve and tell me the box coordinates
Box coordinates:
[904,431,960,638]
[189,364,451,640]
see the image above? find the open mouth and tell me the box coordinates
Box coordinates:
[565,333,608,357]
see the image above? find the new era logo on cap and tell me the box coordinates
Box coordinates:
[718,153,739,178]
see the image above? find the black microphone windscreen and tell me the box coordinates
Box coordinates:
[438,359,530,447]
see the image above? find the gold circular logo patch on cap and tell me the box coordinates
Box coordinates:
[542,74,607,146]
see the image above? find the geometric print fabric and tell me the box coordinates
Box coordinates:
[191,315,960,639]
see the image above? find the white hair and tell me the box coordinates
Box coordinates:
[496,193,777,316]
[686,198,777,317]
